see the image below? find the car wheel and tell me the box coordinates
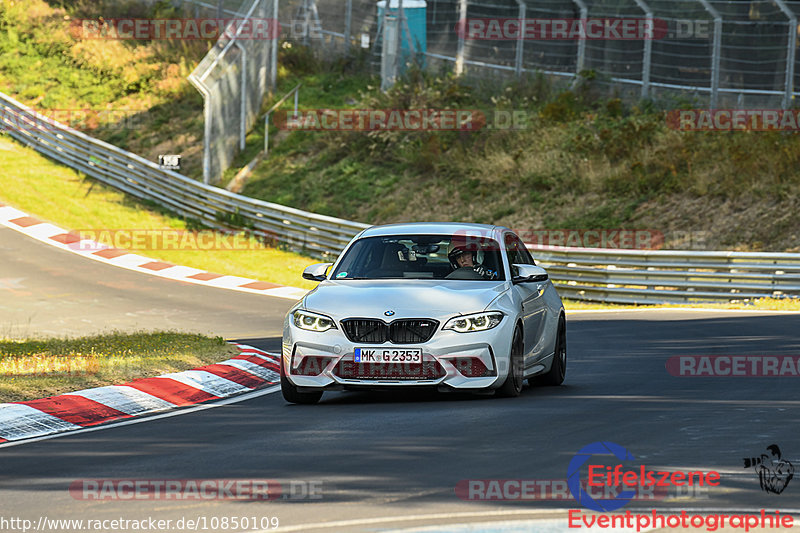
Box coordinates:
[540,315,566,386]
[281,357,323,405]
[497,326,524,397]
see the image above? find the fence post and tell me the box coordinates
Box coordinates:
[775,0,797,108]
[697,0,721,108]
[514,1,525,78]
[633,0,653,99]
[398,0,406,61]
[345,0,353,53]
[573,0,588,75]
[456,0,467,75]
[271,0,279,91]
[235,42,247,151]
[302,0,310,46]
[188,75,212,184]
[381,3,399,89]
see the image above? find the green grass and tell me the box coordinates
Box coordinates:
[0,331,238,402]
[0,135,319,290]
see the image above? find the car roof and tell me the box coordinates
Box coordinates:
[359,223,510,239]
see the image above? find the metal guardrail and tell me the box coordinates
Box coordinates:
[531,246,800,304]
[3,91,800,304]
[0,91,369,259]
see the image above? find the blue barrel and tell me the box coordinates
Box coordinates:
[377,0,427,69]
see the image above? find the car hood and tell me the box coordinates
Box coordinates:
[303,279,509,320]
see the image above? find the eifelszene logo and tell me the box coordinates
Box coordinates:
[567,441,721,512]
[743,444,795,495]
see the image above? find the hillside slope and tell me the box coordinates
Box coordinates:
[245,54,800,252]
[0,0,207,177]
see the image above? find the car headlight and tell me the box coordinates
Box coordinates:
[292,310,337,332]
[443,311,504,333]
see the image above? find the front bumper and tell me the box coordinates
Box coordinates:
[282,318,514,390]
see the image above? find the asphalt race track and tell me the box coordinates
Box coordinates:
[0,224,293,339]
[2,224,800,532]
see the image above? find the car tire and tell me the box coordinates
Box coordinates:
[496,326,524,397]
[540,315,566,386]
[281,357,323,404]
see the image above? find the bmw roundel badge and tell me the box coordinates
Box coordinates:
[384,310,395,316]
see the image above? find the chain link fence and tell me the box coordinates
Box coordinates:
[279,0,800,108]
[184,0,278,185]
[177,1,800,184]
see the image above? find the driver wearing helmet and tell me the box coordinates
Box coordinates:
[447,243,497,280]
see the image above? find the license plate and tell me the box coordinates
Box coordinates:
[354,348,422,364]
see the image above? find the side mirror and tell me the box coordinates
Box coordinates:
[512,264,549,284]
[302,263,333,282]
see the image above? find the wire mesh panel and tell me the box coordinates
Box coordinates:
[461,0,519,75]
[188,0,277,184]
[519,0,581,78]
[427,0,461,59]
[647,0,715,99]
[581,0,647,87]
[710,0,792,105]
[787,1,800,102]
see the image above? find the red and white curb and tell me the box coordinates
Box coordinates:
[0,343,280,443]
[0,203,308,300]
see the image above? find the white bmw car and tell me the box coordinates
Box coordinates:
[281,223,566,404]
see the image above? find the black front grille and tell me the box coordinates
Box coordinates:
[390,320,438,343]
[341,318,439,344]
[341,319,387,343]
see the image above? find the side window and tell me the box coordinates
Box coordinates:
[505,233,535,276]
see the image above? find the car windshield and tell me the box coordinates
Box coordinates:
[330,235,505,281]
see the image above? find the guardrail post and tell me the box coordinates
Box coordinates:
[633,0,653,99]
[774,0,797,108]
